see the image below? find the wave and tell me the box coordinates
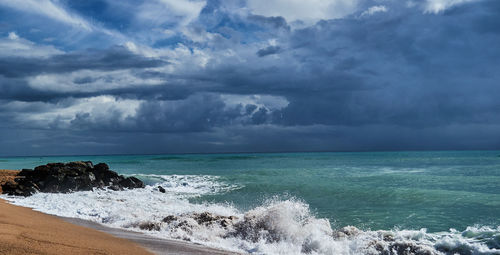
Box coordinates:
[129,174,242,196]
[2,175,499,255]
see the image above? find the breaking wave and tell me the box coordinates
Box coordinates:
[2,174,499,255]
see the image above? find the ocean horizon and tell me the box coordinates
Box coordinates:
[2,150,500,254]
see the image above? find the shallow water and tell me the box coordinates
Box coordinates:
[2,151,500,254]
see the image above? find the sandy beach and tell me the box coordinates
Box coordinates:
[0,170,237,255]
[0,198,152,255]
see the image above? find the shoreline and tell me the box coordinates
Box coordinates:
[0,169,238,255]
[0,198,152,255]
[61,216,239,255]
[0,198,238,255]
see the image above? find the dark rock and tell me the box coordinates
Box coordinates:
[158,186,166,193]
[227,214,280,242]
[94,163,109,172]
[192,212,238,228]
[108,185,122,191]
[119,176,145,189]
[162,215,177,223]
[194,212,219,225]
[138,222,161,231]
[385,241,437,255]
[220,218,232,228]
[364,238,439,255]
[1,161,145,196]
[160,212,238,230]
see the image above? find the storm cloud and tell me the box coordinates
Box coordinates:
[0,0,499,156]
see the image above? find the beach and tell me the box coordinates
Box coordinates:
[0,169,236,255]
[1,169,151,254]
[0,197,152,255]
[1,151,500,254]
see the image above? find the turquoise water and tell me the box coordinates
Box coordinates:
[2,150,500,233]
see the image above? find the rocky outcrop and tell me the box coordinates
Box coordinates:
[1,161,144,196]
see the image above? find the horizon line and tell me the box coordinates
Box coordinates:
[1,148,499,159]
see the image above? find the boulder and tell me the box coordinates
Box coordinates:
[158,186,166,193]
[1,161,144,196]
[119,176,144,189]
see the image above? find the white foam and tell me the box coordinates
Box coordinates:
[2,175,500,255]
[130,174,242,197]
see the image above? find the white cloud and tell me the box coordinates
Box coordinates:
[220,94,289,111]
[0,0,126,44]
[15,96,142,129]
[424,0,480,13]
[127,0,206,44]
[247,0,359,24]
[0,32,62,58]
[360,5,388,17]
[27,69,164,93]
[0,0,92,30]
[7,32,19,40]
[125,41,212,69]
[136,0,206,27]
[133,0,207,42]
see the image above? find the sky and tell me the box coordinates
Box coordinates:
[0,0,499,156]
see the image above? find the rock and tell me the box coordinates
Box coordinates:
[1,161,145,196]
[124,221,162,231]
[138,222,161,231]
[158,186,166,193]
[194,212,218,225]
[108,185,122,191]
[119,176,145,189]
[386,241,437,255]
[161,212,238,230]
[220,218,232,228]
[193,212,237,228]
[362,235,439,255]
[162,215,177,223]
[333,226,361,238]
[94,163,110,172]
[228,214,281,242]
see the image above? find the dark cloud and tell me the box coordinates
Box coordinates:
[248,15,290,31]
[61,94,278,133]
[1,0,499,155]
[256,45,282,57]
[0,46,167,78]
[0,77,194,103]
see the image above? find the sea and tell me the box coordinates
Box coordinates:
[1,150,500,254]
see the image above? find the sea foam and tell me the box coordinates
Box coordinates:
[2,174,499,255]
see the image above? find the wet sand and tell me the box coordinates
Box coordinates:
[0,170,238,255]
[63,217,239,255]
[0,198,152,255]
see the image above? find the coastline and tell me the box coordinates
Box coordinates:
[0,198,152,255]
[2,151,500,255]
[0,169,238,255]
[62,216,239,255]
